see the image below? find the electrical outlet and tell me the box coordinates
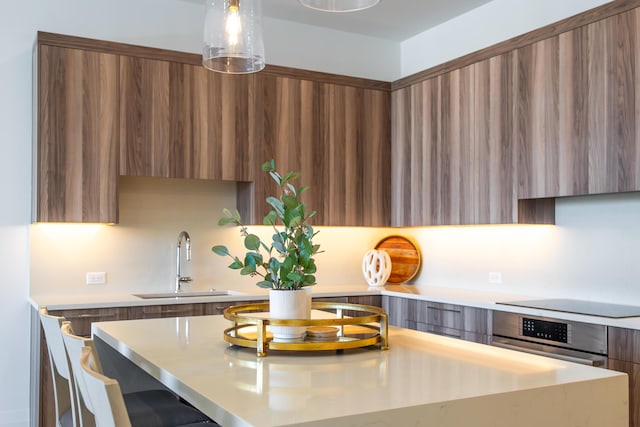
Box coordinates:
[488,272,502,284]
[86,272,106,285]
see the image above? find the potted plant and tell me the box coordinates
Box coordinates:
[212,160,321,341]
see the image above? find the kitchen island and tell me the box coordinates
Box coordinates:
[92,313,628,427]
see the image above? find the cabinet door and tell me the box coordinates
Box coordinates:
[254,75,391,226]
[608,326,640,427]
[392,53,517,226]
[119,57,255,181]
[36,44,119,222]
[517,9,640,198]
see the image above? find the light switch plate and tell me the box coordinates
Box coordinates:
[86,272,106,285]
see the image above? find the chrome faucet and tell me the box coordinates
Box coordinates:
[176,231,192,292]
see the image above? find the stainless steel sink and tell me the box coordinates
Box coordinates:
[132,290,240,299]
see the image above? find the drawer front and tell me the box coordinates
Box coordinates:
[50,307,130,336]
[609,326,640,363]
[132,303,204,319]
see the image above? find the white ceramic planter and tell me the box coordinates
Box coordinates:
[269,289,311,342]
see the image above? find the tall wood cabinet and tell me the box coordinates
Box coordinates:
[35,43,120,223]
[35,32,391,227]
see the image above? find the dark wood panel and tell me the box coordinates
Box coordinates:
[609,326,640,363]
[36,44,119,223]
[391,53,519,226]
[517,8,640,198]
[253,74,391,226]
[608,359,638,427]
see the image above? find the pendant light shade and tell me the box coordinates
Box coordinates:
[203,0,265,74]
[298,0,380,12]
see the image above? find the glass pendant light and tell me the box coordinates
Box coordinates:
[298,0,380,12]
[203,0,265,74]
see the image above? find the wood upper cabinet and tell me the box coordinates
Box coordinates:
[517,8,640,199]
[35,41,120,223]
[392,53,518,226]
[119,56,254,181]
[253,74,391,226]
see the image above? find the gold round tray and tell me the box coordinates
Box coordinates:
[223,302,389,357]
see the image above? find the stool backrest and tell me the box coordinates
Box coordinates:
[79,346,132,427]
[39,308,77,427]
[61,321,101,427]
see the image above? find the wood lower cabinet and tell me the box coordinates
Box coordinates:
[608,326,640,427]
[382,296,490,344]
[35,41,120,223]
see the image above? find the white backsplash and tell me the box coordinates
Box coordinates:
[30,177,640,305]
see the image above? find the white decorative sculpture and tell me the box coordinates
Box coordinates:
[362,249,392,287]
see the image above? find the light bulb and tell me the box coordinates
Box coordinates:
[225,4,242,46]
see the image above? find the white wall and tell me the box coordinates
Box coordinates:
[401,0,612,77]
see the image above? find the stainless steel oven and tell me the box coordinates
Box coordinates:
[491,311,608,367]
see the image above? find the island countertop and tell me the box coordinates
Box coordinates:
[92,314,627,427]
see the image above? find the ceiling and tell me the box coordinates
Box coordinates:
[189,0,494,42]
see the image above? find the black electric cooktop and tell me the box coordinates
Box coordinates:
[496,298,640,318]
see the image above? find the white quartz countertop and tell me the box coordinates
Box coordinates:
[92,314,627,427]
[31,284,640,330]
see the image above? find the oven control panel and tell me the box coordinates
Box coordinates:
[522,317,569,343]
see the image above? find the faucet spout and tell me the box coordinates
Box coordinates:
[176,231,192,292]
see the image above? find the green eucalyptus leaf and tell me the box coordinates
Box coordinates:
[281,171,300,186]
[303,274,316,284]
[240,265,256,275]
[286,183,296,195]
[218,217,237,226]
[287,272,303,282]
[266,197,284,215]
[256,280,273,289]
[269,171,281,185]
[282,194,298,210]
[244,234,261,250]
[297,185,310,195]
[211,245,229,256]
[261,159,275,172]
[229,258,243,270]
[263,210,277,225]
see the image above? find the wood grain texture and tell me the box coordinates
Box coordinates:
[608,326,640,427]
[517,8,640,198]
[381,296,490,344]
[391,53,518,226]
[375,235,421,284]
[608,358,639,427]
[253,74,391,226]
[36,44,119,223]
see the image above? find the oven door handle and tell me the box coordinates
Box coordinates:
[491,341,604,367]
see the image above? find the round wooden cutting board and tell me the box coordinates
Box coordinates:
[374,235,421,284]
